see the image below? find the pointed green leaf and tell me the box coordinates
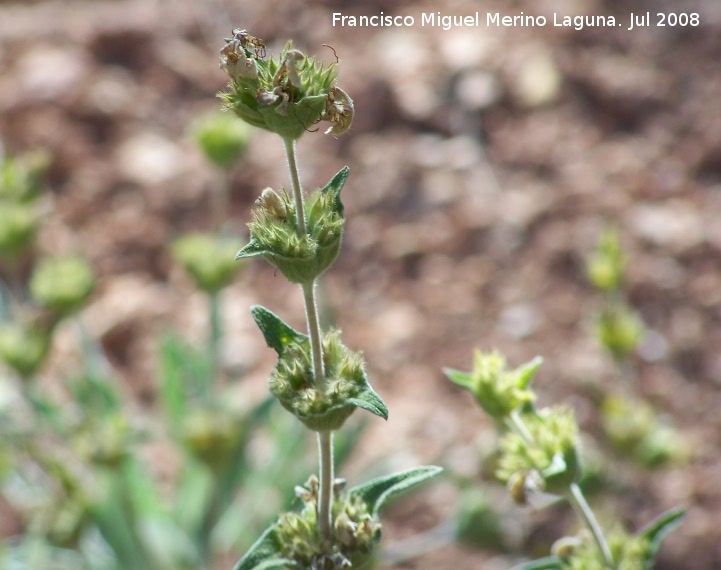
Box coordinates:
[347,385,388,421]
[443,367,473,390]
[236,238,271,260]
[232,526,299,570]
[542,452,568,479]
[510,557,563,570]
[350,466,443,518]
[250,305,307,355]
[639,505,686,569]
[320,166,350,217]
[515,356,543,389]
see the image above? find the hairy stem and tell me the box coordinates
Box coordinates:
[506,409,534,444]
[302,282,326,390]
[317,430,334,540]
[283,136,334,540]
[283,137,307,236]
[568,482,614,568]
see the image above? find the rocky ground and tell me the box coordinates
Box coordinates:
[1,0,720,568]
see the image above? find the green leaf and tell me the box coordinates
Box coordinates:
[510,557,563,570]
[639,505,686,569]
[443,367,473,390]
[347,384,388,421]
[320,166,350,217]
[515,356,543,389]
[350,466,443,518]
[542,452,567,479]
[232,526,299,570]
[236,238,272,260]
[250,305,307,356]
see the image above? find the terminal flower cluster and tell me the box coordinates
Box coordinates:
[219,29,353,140]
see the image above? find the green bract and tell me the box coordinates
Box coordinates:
[232,466,442,570]
[444,351,541,420]
[237,167,348,284]
[219,34,338,140]
[251,306,387,431]
[498,406,581,495]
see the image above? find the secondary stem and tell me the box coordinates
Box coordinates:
[507,409,534,444]
[568,482,614,568]
[508,411,612,566]
[283,136,334,540]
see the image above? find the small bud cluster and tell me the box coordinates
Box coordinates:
[172,232,242,293]
[445,351,540,420]
[270,329,367,431]
[586,227,627,293]
[498,406,581,496]
[181,406,245,469]
[446,354,581,498]
[0,147,47,257]
[29,256,95,318]
[241,185,344,284]
[274,475,381,570]
[219,30,353,140]
[552,527,651,570]
[594,304,644,363]
[190,111,252,170]
[585,227,643,362]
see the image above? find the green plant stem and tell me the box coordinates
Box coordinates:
[283,137,307,235]
[211,170,230,232]
[507,409,534,444]
[568,482,614,568]
[302,282,326,389]
[208,291,221,393]
[283,136,334,541]
[317,430,334,540]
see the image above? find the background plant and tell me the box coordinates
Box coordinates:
[445,351,685,569]
[0,133,364,570]
[585,227,686,469]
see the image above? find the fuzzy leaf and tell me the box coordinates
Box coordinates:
[515,356,543,389]
[510,557,563,570]
[320,166,350,217]
[232,526,299,570]
[443,367,473,390]
[347,384,388,421]
[350,466,443,518]
[639,506,686,569]
[250,305,307,356]
[236,238,271,260]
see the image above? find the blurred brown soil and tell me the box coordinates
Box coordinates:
[1,0,721,568]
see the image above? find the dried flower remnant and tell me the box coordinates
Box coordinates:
[219,31,352,140]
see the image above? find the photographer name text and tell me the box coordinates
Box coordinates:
[332,11,701,32]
